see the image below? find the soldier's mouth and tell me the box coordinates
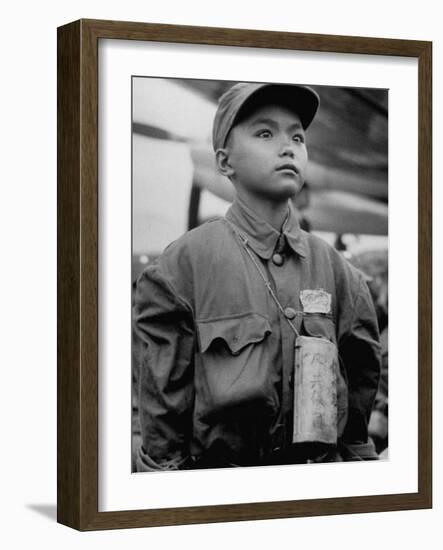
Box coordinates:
[276,164,299,174]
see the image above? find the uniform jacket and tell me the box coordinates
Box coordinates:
[133,198,381,470]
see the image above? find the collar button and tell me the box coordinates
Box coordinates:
[272,253,284,266]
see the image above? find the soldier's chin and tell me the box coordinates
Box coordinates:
[270,184,301,201]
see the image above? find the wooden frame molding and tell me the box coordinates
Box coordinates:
[57,19,432,530]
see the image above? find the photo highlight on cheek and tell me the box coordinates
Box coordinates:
[131,76,388,474]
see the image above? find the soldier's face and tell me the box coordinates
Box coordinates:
[226,104,308,203]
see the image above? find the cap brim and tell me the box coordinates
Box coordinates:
[236,83,320,131]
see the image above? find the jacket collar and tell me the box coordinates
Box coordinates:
[225,196,307,260]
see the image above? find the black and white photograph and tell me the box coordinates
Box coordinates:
[131,77,389,473]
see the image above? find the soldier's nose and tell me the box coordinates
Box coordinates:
[280,144,295,157]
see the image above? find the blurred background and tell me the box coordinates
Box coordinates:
[132,77,389,467]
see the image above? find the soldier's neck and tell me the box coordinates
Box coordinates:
[236,192,289,232]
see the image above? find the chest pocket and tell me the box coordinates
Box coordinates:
[196,313,277,419]
[302,313,337,344]
[198,313,271,355]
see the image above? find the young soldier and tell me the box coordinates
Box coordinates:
[134,82,381,471]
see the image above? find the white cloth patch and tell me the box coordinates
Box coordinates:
[300,289,331,314]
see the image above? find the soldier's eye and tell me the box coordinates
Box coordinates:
[257,129,272,138]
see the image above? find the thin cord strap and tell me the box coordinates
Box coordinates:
[226,221,300,338]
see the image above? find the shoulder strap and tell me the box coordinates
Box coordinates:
[225,220,300,338]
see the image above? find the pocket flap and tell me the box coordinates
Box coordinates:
[302,313,336,342]
[198,313,272,354]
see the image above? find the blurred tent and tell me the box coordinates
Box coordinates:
[132,78,388,258]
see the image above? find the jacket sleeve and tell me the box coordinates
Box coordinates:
[338,276,381,459]
[133,258,195,471]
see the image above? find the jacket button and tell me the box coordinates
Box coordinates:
[272,253,284,266]
[284,307,297,320]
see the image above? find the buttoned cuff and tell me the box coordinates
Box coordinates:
[339,439,379,461]
[136,446,190,472]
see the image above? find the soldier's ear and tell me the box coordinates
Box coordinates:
[215,148,235,178]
